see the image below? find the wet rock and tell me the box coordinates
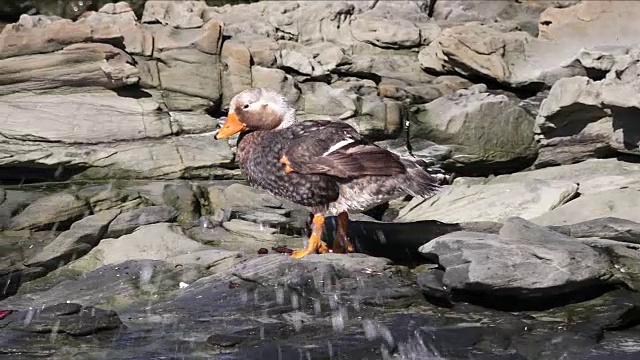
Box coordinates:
[106,205,178,238]
[0,190,43,220]
[410,86,537,174]
[8,192,90,231]
[415,266,450,300]
[1,259,208,310]
[24,208,121,269]
[162,181,201,224]
[167,249,241,271]
[0,230,58,272]
[0,302,123,336]
[419,217,615,303]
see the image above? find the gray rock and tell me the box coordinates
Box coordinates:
[534,74,640,166]
[277,41,347,77]
[415,267,450,300]
[167,249,241,271]
[0,259,209,311]
[398,177,578,224]
[0,91,235,181]
[350,16,422,49]
[418,217,614,299]
[141,0,207,29]
[222,219,279,241]
[299,82,357,119]
[532,188,640,226]
[106,205,178,238]
[552,217,640,244]
[410,89,537,173]
[0,230,59,273]
[251,66,301,106]
[156,48,221,110]
[208,183,283,211]
[8,192,91,231]
[24,208,122,268]
[85,186,147,213]
[220,40,252,107]
[0,42,139,96]
[1,302,123,336]
[162,181,201,224]
[63,223,209,274]
[0,190,44,221]
[421,1,640,88]
[0,91,169,143]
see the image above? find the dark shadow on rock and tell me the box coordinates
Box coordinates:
[322,218,464,266]
[0,165,90,185]
[450,283,621,312]
[0,267,48,301]
[113,86,153,99]
[611,105,640,152]
[544,102,610,139]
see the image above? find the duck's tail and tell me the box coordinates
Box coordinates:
[400,158,453,198]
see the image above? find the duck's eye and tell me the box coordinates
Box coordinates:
[242,104,250,110]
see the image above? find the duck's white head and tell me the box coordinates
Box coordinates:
[214,88,297,139]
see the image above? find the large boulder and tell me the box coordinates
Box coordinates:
[410,85,537,174]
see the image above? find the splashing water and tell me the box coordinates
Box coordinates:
[391,329,445,360]
[275,286,285,305]
[331,306,348,332]
[139,263,154,286]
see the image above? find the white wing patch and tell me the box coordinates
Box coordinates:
[322,138,355,156]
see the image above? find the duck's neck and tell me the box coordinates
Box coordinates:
[274,109,297,130]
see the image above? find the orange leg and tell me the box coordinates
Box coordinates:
[279,155,294,174]
[290,214,329,259]
[333,211,354,253]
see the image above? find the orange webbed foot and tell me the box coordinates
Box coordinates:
[290,214,329,259]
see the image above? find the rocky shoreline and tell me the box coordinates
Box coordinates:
[3,1,640,359]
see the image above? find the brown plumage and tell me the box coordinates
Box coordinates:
[214,88,447,259]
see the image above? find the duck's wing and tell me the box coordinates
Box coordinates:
[283,121,407,178]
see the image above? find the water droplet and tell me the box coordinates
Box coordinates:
[23,308,35,326]
[290,292,299,310]
[198,216,213,229]
[139,263,154,286]
[313,298,321,316]
[362,319,378,340]
[331,306,347,332]
[276,286,285,305]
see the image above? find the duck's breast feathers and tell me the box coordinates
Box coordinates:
[284,121,407,178]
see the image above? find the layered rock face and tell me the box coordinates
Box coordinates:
[3,1,640,359]
[3,0,639,180]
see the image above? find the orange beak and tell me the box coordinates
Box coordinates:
[214,112,247,139]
